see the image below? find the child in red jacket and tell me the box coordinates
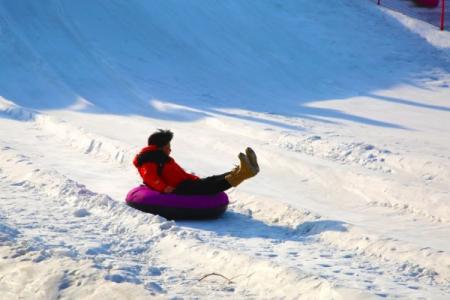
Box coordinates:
[133,129,259,195]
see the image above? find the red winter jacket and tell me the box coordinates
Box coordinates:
[133,145,199,192]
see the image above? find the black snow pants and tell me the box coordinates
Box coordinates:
[173,172,231,195]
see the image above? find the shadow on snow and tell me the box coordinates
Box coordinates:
[178,211,347,242]
[1,1,449,130]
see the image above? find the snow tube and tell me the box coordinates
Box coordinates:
[414,0,439,7]
[125,185,229,220]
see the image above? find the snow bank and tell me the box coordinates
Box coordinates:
[0,249,154,300]
[0,97,132,164]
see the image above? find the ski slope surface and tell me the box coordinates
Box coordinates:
[1,1,450,299]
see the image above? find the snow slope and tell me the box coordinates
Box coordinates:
[1,0,450,299]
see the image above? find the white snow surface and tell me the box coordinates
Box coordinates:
[1,1,450,299]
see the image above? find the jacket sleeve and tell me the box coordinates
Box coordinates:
[173,160,199,181]
[186,172,200,181]
[139,163,168,192]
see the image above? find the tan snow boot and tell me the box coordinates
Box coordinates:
[245,147,259,173]
[225,153,258,187]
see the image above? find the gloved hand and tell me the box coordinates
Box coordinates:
[163,186,175,193]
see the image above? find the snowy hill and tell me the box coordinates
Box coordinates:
[1,0,450,299]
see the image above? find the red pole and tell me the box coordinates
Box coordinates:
[441,0,446,31]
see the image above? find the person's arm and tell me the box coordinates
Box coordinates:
[186,172,200,181]
[140,163,174,193]
[173,161,199,181]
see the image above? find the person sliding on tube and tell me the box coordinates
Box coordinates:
[133,129,259,195]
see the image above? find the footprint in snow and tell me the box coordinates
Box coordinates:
[146,282,165,294]
[148,267,162,276]
[319,263,332,268]
[73,208,90,218]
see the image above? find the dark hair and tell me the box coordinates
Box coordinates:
[148,129,173,147]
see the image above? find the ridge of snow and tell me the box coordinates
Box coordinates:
[0,98,132,164]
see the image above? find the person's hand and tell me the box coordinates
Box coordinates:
[163,186,175,193]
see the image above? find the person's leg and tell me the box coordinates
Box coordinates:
[174,149,260,195]
[174,173,231,195]
[223,153,258,187]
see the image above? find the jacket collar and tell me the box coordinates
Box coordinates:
[139,145,160,153]
[133,145,172,167]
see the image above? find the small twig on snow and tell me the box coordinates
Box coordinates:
[198,272,234,284]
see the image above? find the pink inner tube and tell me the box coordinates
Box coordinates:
[414,0,439,7]
[125,185,229,219]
